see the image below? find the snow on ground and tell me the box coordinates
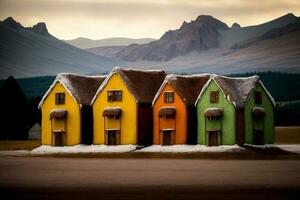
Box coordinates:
[137,145,245,153]
[6,144,298,155]
[276,144,300,154]
[31,145,137,154]
[244,144,277,148]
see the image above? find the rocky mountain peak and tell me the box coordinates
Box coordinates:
[29,22,50,36]
[117,15,229,61]
[231,23,241,30]
[1,17,24,29]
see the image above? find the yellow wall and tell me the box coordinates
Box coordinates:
[41,83,81,145]
[93,73,137,144]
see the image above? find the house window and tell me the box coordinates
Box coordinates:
[210,91,219,103]
[55,93,65,105]
[254,91,262,105]
[164,92,174,103]
[107,90,122,102]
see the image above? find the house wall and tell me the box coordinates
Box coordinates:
[41,83,81,145]
[245,83,275,144]
[93,73,138,144]
[153,83,187,144]
[196,81,236,145]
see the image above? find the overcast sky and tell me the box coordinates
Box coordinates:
[0,0,299,40]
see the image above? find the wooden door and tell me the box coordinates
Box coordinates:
[54,133,63,146]
[163,130,172,145]
[107,130,117,145]
[254,130,264,145]
[208,131,219,146]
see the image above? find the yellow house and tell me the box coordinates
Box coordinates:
[91,67,166,146]
[39,73,106,146]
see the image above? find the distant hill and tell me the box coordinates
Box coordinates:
[179,29,300,74]
[64,37,156,49]
[0,17,123,79]
[86,46,125,57]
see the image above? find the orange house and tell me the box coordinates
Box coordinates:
[152,74,210,145]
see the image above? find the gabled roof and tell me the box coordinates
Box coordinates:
[91,67,166,104]
[195,74,275,108]
[153,74,211,106]
[38,73,106,108]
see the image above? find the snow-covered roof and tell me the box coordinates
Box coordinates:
[38,73,106,108]
[152,73,211,106]
[195,74,275,108]
[91,66,166,105]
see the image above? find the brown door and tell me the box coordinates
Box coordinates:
[107,130,117,145]
[208,131,219,146]
[54,132,63,146]
[254,130,264,145]
[236,108,245,145]
[163,130,172,145]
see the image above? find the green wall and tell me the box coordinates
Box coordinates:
[196,81,236,145]
[245,83,275,144]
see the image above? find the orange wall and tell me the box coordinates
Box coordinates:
[153,83,187,144]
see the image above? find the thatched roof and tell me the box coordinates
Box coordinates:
[153,74,210,106]
[158,106,176,118]
[252,107,266,118]
[196,75,275,108]
[50,109,67,120]
[39,73,106,108]
[103,107,122,117]
[92,67,166,104]
[204,108,223,117]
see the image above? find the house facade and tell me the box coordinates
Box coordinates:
[152,74,210,145]
[39,73,105,146]
[195,75,275,146]
[92,67,166,146]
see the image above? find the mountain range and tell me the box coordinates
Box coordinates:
[87,13,300,74]
[64,37,156,49]
[0,17,123,79]
[0,13,300,79]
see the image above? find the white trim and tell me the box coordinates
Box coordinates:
[38,79,79,109]
[38,73,107,109]
[152,80,169,107]
[91,67,140,105]
[194,75,269,108]
[90,70,117,105]
[258,80,276,107]
[153,73,211,107]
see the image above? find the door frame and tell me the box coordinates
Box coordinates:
[208,131,220,146]
[161,130,175,145]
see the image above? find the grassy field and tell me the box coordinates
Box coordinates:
[275,126,300,144]
[0,127,299,151]
[0,140,40,150]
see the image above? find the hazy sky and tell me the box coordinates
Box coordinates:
[0,0,299,40]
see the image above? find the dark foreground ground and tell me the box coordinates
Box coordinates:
[0,154,299,200]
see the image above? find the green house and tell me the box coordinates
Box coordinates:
[195,75,275,146]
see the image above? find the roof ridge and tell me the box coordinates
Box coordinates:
[113,66,165,73]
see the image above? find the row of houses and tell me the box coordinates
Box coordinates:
[39,67,275,147]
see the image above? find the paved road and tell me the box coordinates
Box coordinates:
[0,155,299,200]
